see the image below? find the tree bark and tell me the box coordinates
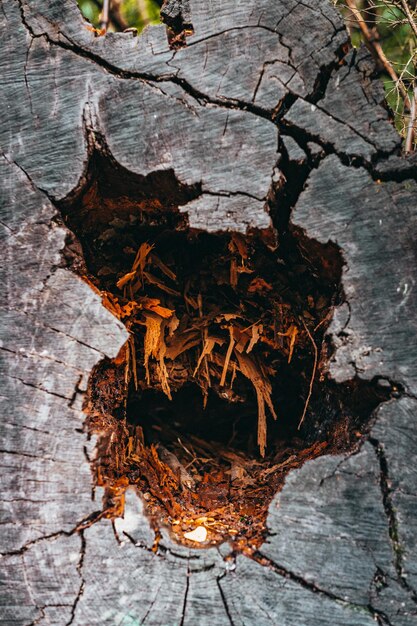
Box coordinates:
[1,0,417,624]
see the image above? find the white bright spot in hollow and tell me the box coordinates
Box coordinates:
[184,526,207,542]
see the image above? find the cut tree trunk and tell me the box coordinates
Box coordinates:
[1,0,417,625]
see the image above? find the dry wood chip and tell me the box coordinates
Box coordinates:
[184,526,207,542]
[143,314,163,385]
[132,242,154,273]
[116,243,154,292]
[235,352,277,457]
[246,324,263,354]
[116,270,137,290]
[119,301,138,318]
[248,277,273,293]
[166,313,180,337]
[277,324,299,363]
[193,336,224,376]
[233,327,250,353]
[220,327,236,387]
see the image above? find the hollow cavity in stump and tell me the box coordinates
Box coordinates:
[60,152,394,553]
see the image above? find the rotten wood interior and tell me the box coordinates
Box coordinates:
[59,148,395,551]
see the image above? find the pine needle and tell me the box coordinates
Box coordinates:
[150,253,177,281]
[129,335,138,390]
[298,320,318,430]
[277,324,299,363]
[193,337,217,377]
[220,327,236,387]
[156,330,172,399]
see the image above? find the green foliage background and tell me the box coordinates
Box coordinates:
[78,0,160,32]
[334,1,416,139]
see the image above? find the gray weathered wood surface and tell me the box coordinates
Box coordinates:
[1,0,416,624]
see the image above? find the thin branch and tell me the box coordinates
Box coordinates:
[345,0,411,109]
[91,0,129,31]
[99,0,110,32]
[405,86,417,151]
[399,0,417,38]
[297,320,318,430]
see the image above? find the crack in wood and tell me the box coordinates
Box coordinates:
[0,511,101,558]
[16,1,280,123]
[65,531,86,626]
[179,564,191,626]
[369,436,417,604]
[216,574,235,626]
[252,551,393,624]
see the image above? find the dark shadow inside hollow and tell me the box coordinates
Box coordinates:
[58,147,397,551]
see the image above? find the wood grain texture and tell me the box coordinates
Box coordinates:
[284,49,401,162]
[293,155,417,391]
[1,0,417,624]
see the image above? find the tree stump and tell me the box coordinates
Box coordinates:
[1,0,417,624]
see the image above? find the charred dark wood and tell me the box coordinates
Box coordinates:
[1,0,417,624]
